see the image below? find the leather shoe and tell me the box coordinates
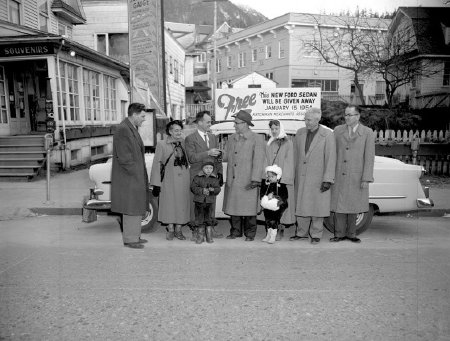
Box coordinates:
[226,234,237,239]
[245,237,254,241]
[311,238,320,244]
[124,242,144,249]
[348,237,361,243]
[289,235,308,241]
[138,238,148,244]
[329,237,346,242]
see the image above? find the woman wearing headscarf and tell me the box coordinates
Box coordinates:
[263,120,295,240]
[150,120,190,240]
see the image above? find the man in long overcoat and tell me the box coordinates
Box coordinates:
[185,111,223,238]
[330,105,375,243]
[111,103,149,249]
[223,109,265,241]
[293,108,336,244]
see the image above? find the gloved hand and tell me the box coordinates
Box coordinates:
[320,182,332,193]
[245,181,260,190]
[152,186,161,197]
[218,173,224,187]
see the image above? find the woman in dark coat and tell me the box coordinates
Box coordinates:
[150,120,191,240]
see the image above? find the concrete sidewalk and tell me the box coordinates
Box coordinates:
[0,169,449,220]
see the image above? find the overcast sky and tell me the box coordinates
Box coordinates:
[234,0,448,19]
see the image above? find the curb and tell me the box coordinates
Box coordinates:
[30,207,82,216]
[379,209,450,218]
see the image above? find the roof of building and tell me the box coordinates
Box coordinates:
[395,7,450,55]
[51,0,86,24]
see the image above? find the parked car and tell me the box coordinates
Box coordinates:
[83,120,433,235]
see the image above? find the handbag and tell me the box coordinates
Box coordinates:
[160,152,173,182]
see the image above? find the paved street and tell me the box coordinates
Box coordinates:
[1,214,449,340]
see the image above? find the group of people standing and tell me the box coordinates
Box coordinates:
[111,102,375,249]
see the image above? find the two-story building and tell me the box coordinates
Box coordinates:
[0,0,131,176]
[208,13,390,108]
[389,7,450,114]
[72,0,187,121]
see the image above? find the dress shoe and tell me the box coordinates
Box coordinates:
[348,237,361,243]
[138,238,148,244]
[166,231,174,240]
[226,234,237,239]
[245,237,254,241]
[124,242,144,249]
[289,235,308,241]
[329,237,346,242]
[311,238,320,244]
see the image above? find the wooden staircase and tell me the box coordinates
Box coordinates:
[0,135,47,180]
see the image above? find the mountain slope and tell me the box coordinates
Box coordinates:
[163,0,267,28]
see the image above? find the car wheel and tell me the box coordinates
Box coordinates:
[141,195,159,233]
[324,205,375,236]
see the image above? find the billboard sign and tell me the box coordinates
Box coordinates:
[214,88,321,121]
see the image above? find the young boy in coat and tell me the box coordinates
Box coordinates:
[260,165,288,244]
[190,160,222,244]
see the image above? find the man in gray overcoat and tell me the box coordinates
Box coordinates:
[292,108,336,244]
[111,103,149,249]
[223,109,265,241]
[330,105,375,243]
[185,111,223,239]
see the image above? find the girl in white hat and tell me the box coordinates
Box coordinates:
[260,165,288,244]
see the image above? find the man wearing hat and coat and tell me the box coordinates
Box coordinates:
[223,109,265,241]
[185,111,224,239]
[111,103,149,249]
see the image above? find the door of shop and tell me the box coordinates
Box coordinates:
[6,67,30,135]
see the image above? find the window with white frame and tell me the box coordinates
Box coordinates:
[8,0,21,24]
[180,65,184,85]
[169,56,173,74]
[216,58,222,73]
[252,48,257,62]
[95,33,129,63]
[292,79,339,93]
[104,75,117,122]
[38,0,49,32]
[238,52,246,68]
[265,72,273,80]
[57,61,80,122]
[443,62,450,86]
[227,55,232,68]
[265,45,272,59]
[83,69,101,122]
[278,40,285,59]
[58,21,72,37]
[197,52,206,63]
[375,81,385,99]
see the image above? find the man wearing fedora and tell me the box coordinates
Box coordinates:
[223,109,265,241]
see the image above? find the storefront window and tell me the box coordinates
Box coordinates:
[103,75,117,122]
[83,69,101,122]
[0,66,7,124]
[57,61,79,122]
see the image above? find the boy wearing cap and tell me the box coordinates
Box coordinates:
[190,161,222,243]
[260,165,288,244]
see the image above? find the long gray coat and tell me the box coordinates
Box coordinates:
[223,130,265,216]
[264,138,295,224]
[331,124,375,213]
[111,118,149,215]
[294,125,336,217]
[150,136,190,224]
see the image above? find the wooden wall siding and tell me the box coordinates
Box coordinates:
[23,0,39,30]
[0,2,7,21]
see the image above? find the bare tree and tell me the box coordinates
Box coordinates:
[308,15,389,106]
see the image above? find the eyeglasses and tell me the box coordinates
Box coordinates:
[234,121,246,125]
[344,114,359,117]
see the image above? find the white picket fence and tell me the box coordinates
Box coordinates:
[375,129,450,143]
